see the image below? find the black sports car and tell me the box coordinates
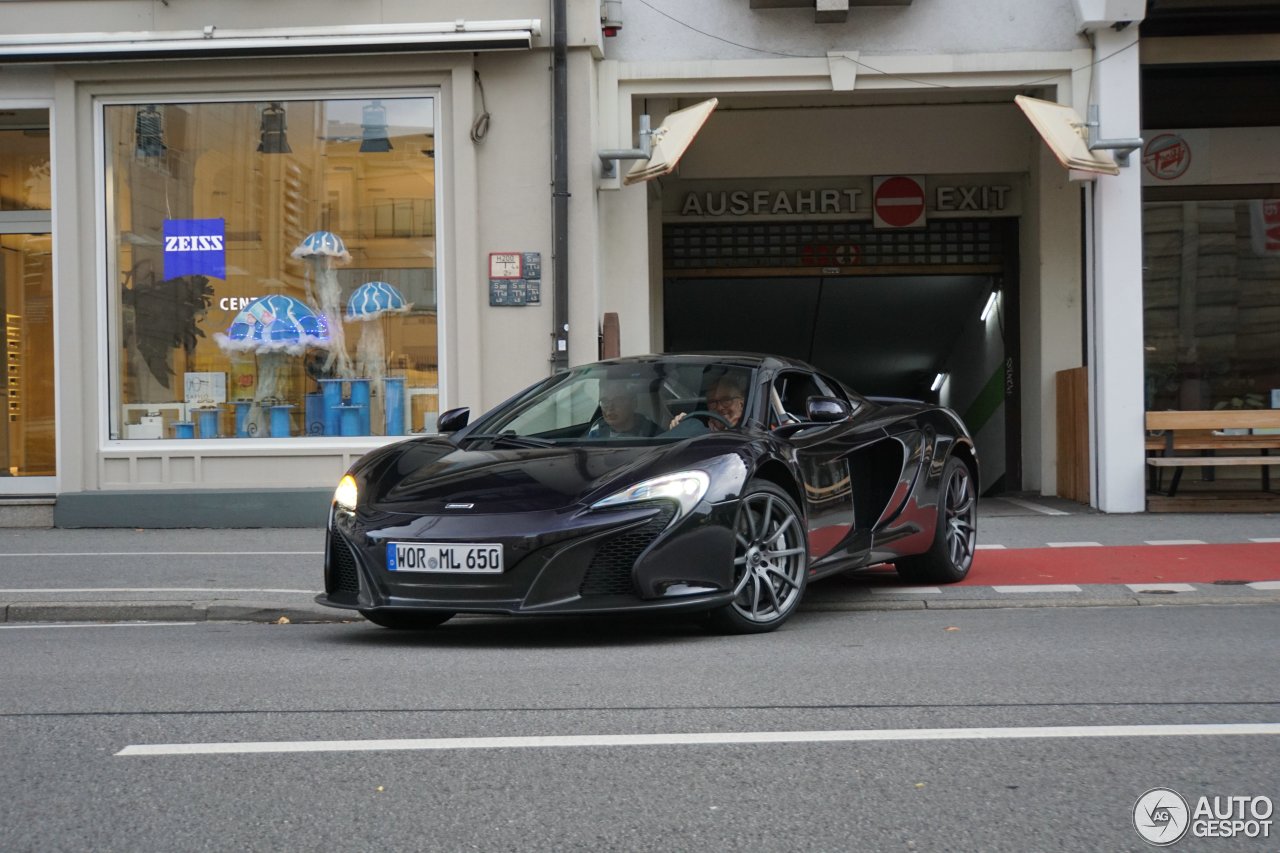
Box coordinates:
[318,354,978,633]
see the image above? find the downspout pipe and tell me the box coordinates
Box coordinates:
[550,0,570,372]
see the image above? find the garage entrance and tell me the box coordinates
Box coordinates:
[662,218,1020,493]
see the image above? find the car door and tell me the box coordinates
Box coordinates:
[771,370,884,567]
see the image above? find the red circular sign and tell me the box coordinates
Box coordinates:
[1143,134,1191,181]
[874,176,926,228]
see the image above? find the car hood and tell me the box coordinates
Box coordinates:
[358,435,746,514]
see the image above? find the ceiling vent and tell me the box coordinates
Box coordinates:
[749,0,912,24]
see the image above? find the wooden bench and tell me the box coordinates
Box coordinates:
[1145,410,1280,497]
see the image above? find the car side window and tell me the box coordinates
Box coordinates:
[772,371,827,425]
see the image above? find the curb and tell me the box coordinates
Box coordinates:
[1,600,351,624]
[2,590,1278,624]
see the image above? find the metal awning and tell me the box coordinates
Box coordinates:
[0,19,541,63]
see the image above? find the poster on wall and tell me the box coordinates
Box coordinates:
[163,218,226,280]
[1250,200,1280,257]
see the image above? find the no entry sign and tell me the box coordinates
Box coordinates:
[873,175,926,229]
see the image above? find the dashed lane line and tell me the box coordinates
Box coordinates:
[1144,540,1207,546]
[1125,583,1197,593]
[1046,542,1103,548]
[991,584,1083,593]
[115,723,1280,757]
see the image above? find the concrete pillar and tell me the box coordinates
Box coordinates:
[1087,25,1147,512]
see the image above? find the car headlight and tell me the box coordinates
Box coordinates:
[333,474,358,511]
[591,470,710,518]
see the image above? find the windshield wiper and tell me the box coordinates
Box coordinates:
[462,432,555,448]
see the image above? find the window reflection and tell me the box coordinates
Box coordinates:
[105,97,440,440]
[1143,200,1280,412]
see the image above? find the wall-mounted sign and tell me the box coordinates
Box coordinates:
[1143,133,1191,181]
[489,251,542,306]
[1251,200,1280,257]
[488,252,522,279]
[163,218,225,280]
[669,176,1018,222]
[872,176,926,229]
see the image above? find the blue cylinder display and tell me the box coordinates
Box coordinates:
[318,379,344,436]
[269,404,295,438]
[349,378,371,436]
[304,392,325,436]
[195,408,220,439]
[174,421,195,439]
[384,377,406,436]
[233,401,254,438]
[336,404,362,437]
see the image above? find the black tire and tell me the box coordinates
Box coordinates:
[895,456,977,584]
[708,480,809,634]
[359,609,455,630]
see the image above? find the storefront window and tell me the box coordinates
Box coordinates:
[104,96,439,440]
[1143,200,1280,411]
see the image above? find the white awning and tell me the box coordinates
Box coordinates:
[0,19,541,63]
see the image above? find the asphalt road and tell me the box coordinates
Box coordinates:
[2,604,1278,851]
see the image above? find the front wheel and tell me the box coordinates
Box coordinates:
[359,609,455,630]
[708,481,809,634]
[895,456,977,584]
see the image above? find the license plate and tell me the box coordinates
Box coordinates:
[386,542,504,574]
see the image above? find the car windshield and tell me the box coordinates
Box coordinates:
[467,359,757,445]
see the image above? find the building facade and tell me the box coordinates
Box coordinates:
[0,0,1273,525]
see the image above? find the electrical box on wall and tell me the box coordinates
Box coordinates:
[1072,0,1147,30]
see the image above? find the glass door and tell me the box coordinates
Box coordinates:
[0,234,54,482]
[0,110,55,491]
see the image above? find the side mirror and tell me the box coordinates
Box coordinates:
[436,407,471,433]
[807,396,851,423]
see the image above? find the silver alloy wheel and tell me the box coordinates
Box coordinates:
[730,491,806,624]
[945,464,977,572]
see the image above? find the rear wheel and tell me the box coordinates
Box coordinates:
[895,456,976,584]
[359,610,455,630]
[708,481,808,634]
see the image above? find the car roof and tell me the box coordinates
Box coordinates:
[590,352,818,373]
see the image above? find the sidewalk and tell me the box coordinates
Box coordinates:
[1,498,1277,624]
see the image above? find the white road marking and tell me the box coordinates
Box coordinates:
[1248,581,1280,590]
[975,544,1006,550]
[115,723,1280,757]
[0,551,321,557]
[0,622,200,630]
[992,584,1082,593]
[1125,583,1196,593]
[997,497,1069,516]
[1143,540,1207,546]
[1249,538,1280,543]
[1046,541,1103,548]
[870,586,942,594]
[0,588,317,594]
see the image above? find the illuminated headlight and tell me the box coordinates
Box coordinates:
[591,470,710,518]
[333,474,358,511]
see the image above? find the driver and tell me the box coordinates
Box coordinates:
[586,379,659,438]
[668,374,746,433]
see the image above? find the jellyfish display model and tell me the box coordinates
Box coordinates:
[213,294,329,437]
[292,230,353,379]
[346,281,410,386]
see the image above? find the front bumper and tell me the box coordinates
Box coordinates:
[317,499,739,616]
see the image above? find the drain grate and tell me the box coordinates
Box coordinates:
[1211,579,1249,585]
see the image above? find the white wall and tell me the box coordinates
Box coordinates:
[608,0,1082,60]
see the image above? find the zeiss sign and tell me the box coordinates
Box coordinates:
[163,218,226,280]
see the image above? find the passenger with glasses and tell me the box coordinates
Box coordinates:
[668,374,747,433]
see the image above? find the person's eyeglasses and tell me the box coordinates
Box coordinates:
[706,396,743,407]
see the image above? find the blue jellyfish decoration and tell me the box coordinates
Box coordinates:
[214,295,330,439]
[292,230,353,378]
[346,281,411,395]
[346,281,408,320]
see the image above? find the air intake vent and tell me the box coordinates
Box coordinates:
[580,503,676,596]
[327,530,361,595]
